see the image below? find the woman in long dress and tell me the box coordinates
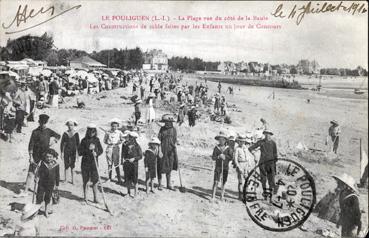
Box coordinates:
[158,115,177,190]
[146,93,156,123]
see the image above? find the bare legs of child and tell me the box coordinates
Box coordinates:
[146,178,154,194]
[82,182,99,203]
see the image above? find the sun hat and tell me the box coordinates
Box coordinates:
[65,119,78,126]
[330,120,339,125]
[135,99,142,104]
[149,137,161,145]
[236,134,248,142]
[263,129,273,136]
[87,123,97,129]
[159,114,175,122]
[129,131,139,138]
[215,131,228,140]
[122,130,130,137]
[109,118,120,125]
[332,173,358,194]
[21,203,42,220]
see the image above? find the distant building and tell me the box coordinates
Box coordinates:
[70,56,106,69]
[21,58,47,67]
[297,59,320,74]
[218,61,237,75]
[143,49,168,71]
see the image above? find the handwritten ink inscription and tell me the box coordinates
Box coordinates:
[271,1,367,25]
[2,4,82,34]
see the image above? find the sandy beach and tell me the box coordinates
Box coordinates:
[0,74,367,237]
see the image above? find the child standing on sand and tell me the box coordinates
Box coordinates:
[211,131,232,202]
[60,119,80,184]
[121,131,142,197]
[78,124,103,203]
[144,137,161,194]
[35,148,60,217]
[103,118,125,184]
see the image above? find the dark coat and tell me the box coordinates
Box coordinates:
[28,127,61,162]
[158,124,178,173]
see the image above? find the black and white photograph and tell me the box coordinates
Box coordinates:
[0,0,368,237]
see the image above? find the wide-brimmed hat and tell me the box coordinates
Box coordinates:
[149,137,161,145]
[38,114,49,124]
[330,120,339,125]
[179,103,185,108]
[135,99,142,104]
[109,118,120,125]
[333,173,358,194]
[21,203,42,220]
[215,131,228,140]
[65,119,78,126]
[87,123,97,129]
[263,129,273,136]
[129,131,139,138]
[159,114,175,122]
[236,134,247,142]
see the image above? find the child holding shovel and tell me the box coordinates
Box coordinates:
[78,124,103,204]
[211,131,233,202]
[144,137,161,194]
[121,131,142,197]
[35,148,60,217]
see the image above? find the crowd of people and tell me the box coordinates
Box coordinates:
[0,69,365,238]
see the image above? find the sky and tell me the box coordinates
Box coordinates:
[0,0,368,69]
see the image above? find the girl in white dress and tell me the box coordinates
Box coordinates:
[146,93,156,123]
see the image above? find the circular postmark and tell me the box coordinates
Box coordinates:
[243,158,316,232]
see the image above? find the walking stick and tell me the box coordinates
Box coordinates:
[91,152,113,216]
[32,161,42,204]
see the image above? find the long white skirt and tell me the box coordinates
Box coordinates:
[146,106,156,122]
[51,95,59,108]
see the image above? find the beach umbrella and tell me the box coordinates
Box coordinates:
[65,69,76,75]
[76,70,89,79]
[41,69,52,77]
[86,73,98,83]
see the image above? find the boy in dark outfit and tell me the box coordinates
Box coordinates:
[78,124,103,203]
[144,137,161,194]
[60,119,80,184]
[121,131,142,197]
[248,129,278,197]
[23,114,60,196]
[211,131,233,202]
[35,148,60,217]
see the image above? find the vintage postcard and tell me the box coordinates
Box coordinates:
[0,0,368,237]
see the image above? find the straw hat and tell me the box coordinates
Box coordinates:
[159,114,175,122]
[129,131,139,138]
[215,131,227,140]
[149,137,161,145]
[135,99,142,105]
[109,118,120,125]
[330,120,339,125]
[65,119,78,126]
[122,130,130,137]
[87,123,96,129]
[21,203,42,220]
[263,129,273,136]
[236,134,250,143]
[333,173,358,194]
